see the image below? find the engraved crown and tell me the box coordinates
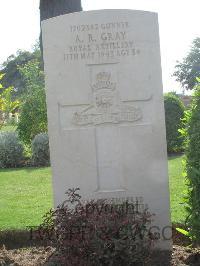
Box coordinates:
[96,72,111,82]
[92,71,115,91]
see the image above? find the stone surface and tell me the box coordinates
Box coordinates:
[42,9,171,249]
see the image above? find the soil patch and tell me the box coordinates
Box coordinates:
[1,245,200,265]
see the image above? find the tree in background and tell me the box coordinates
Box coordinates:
[1,0,83,141]
[173,38,200,90]
[17,59,47,144]
[0,45,42,98]
[164,92,185,153]
[0,74,19,128]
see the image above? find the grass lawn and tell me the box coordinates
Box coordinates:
[0,155,186,229]
[0,167,53,230]
[168,155,187,224]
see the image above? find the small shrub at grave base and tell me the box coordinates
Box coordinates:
[36,188,155,266]
[164,93,185,153]
[0,131,24,168]
[32,133,50,167]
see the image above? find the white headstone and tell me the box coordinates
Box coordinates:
[42,10,171,249]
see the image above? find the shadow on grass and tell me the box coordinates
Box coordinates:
[168,153,184,161]
[0,166,51,174]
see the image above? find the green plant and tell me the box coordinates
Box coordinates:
[180,78,200,243]
[0,45,42,98]
[164,93,185,153]
[6,117,15,126]
[0,131,24,168]
[0,74,19,129]
[17,59,47,144]
[32,133,50,166]
[37,188,155,265]
[176,227,192,242]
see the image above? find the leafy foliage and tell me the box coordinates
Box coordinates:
[180,78,200,243]
[0,131,24,168]
[19,56,44,94]
[17,59,47,145]
[32,133,50,166]
[0,46,42,98]
[36,188,155,265]
[173,38,200,90]
[0,74,19,128]
[164,93,185,153]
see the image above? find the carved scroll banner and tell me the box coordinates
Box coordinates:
[42,10,171,249]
